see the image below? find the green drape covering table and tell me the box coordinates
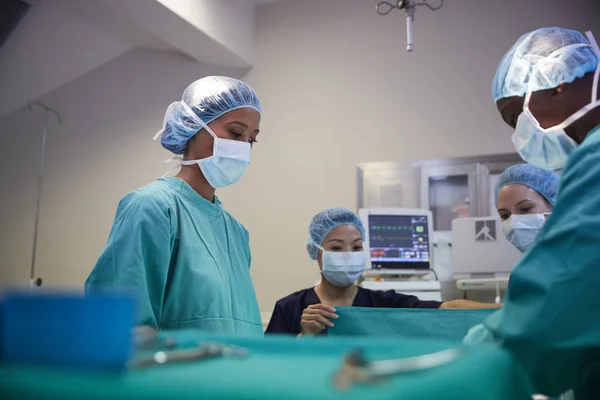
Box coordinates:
[328,307,497,340]
[0,329,531,399]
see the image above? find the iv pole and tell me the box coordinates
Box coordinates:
[27,100,63,292]
[376,0,444,52]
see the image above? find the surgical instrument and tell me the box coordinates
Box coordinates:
[132,326,176,351]
[128,343,248,370]
[333,347,462,389]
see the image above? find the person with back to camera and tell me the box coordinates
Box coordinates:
[464,27,600,399]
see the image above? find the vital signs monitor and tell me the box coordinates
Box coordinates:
[358,208,434,274]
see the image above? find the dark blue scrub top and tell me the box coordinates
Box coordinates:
[265,286,442,335]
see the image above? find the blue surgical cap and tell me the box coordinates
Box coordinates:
[494,164,559,207]
[307,208,365,260]
[156,76,261,155]
[492,27,599,102]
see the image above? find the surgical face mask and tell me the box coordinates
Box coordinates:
[512,33,600,170]
[157,102,251,188]
[319,247,366,287]
[180,130,250,189]
[501,213,548,253]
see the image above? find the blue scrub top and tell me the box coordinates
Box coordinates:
[265,286,441,335]
[85,177,262,336]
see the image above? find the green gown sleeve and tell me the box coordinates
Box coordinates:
[475,133,600,396]
[85,191,172,329]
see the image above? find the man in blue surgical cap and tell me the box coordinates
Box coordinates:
[86,76,263,335]
[464,27,600,399]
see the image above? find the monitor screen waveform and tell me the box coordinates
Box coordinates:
[368,214,430,270]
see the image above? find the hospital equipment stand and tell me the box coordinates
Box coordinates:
[27,100,63,292]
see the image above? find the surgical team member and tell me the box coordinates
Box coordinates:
[266,208,500,336]
[464,27,600,399]
[85,76,263,335]
[495,163,559,253]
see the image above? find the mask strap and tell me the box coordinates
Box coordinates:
[160,156,183,178]
[559,32,600,128]
[524,43,594,109]
[524,35,600,130]
[585,31,600,103]
[179,102,218,139]
[310,239,328,255]
[585,31,599,53]
[593,61,600,103]
[153,102,178,141]
[545,43,589,60]
[152,101,218,142]
[523,89,533,109]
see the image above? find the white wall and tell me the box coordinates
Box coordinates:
[1,0,599,313]
[157,0,256,65]
[0,48,244,289]
[0,0,133,118]
[236,0,600,311]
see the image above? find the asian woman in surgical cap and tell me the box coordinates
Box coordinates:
[495,163,559,253]
[85,76,263,335]
[265,208,500,336]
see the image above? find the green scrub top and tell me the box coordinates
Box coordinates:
[85,177,262,336]
[464,125,600,399]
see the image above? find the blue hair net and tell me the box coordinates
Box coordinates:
[306,208,365,260]
[492,27,599,102]
[156,76,261,155]
[494,164,559,207]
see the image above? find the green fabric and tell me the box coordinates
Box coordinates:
[85,178,262,335]
[465,125,600,399]
[0,330,532,399]
[329,307,497,341]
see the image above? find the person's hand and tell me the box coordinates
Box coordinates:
[300,304,338,336]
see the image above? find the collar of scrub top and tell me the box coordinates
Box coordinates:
[161,177,223,217]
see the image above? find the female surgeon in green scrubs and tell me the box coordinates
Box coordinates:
[85,76,263,335]
[464,27,600,399]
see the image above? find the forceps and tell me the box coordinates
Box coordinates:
[333,347,463,389]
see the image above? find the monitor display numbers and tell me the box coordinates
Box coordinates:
[368,214,430,270]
